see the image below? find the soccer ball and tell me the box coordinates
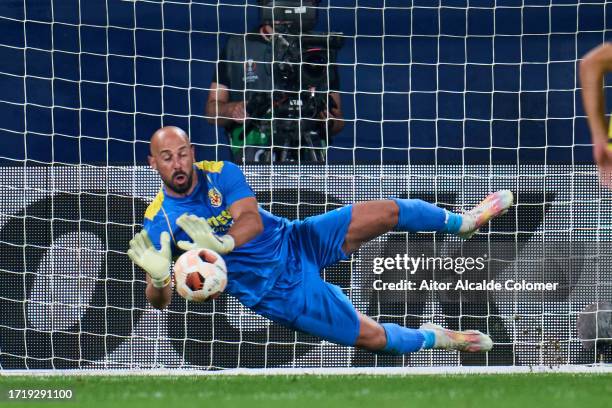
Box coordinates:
[173,248,228,302]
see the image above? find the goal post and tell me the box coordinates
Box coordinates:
[0,0,610,370]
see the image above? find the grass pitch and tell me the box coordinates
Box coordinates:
[1,373,610,408]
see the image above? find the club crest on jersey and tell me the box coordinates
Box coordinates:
[208,187,222,207]
[244,59,258,83]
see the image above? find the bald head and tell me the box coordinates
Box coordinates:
[148,126,196,196]
[150,126,190,156]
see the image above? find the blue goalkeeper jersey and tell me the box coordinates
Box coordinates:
[143,160,291,307]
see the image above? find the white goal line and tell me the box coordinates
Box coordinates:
[1,365,611,377]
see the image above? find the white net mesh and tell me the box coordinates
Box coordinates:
[0,0,610,370]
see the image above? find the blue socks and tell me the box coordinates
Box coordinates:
[392,198,462,234]
[381,323,436,355]
[378,200,456,354]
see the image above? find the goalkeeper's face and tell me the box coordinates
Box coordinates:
[149,127,196,196]
[160,152,194,195]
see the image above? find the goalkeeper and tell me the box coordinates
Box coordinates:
[129,126,513,355]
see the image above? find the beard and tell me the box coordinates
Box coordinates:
[163,169,194,195]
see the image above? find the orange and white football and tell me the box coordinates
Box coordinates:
[173,248,227,302]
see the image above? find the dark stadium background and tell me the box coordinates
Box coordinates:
[0,0,611,165]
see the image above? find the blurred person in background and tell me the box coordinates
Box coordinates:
[205,0,344,164]
[580,42,612,188]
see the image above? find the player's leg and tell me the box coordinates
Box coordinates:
[288,195,502,353]
[354,311,493,353]
[284,260,493,353]
[342,190,514,254]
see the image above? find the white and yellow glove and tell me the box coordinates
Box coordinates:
[176,214,235,255]
[127,230,172,288]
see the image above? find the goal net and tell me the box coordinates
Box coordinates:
[0,0,610,370]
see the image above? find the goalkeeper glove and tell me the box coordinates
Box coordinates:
[176,214,235,255]
[127,230,172,288]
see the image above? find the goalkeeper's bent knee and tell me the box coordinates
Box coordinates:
[392,198,462,234]
[380,323,436,354]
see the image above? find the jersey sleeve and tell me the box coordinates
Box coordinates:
[219,161,255,206]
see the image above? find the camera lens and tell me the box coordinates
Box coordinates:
[302,49,327,85]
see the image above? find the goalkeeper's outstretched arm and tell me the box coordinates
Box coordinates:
[177,197,263,254]
[226,197,263,248]
[128,230,173,310]
[145,274,172,310]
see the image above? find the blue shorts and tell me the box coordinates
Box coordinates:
[251,205,360,346]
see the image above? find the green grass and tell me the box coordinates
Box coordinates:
[0,374,610,408]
